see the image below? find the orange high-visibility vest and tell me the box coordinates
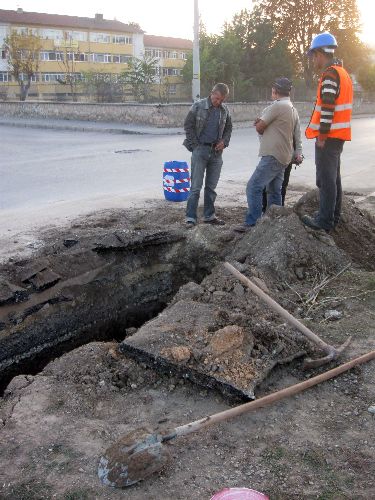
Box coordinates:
[306,65,353,141]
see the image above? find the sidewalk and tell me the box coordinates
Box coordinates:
[0,116,184,135]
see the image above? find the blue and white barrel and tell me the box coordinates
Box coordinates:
[163,161,190,202]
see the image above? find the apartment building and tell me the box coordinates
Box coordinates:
[0,8,192,101]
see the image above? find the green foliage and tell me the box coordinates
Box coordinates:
[4,30,42,101]
[253,0,368,86]
[358,65,375,92]
[80,71,124,102]
[121,55,158,102]
[184,9,295,101]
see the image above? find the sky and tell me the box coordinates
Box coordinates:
[1,0,374,45]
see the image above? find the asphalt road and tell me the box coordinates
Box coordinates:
[1,116,375,214]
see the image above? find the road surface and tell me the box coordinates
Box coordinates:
[0,116,374,243]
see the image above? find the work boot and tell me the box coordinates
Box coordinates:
[301,215,327,232]
[203,218,225,225]
[185,220,196,229]
[233,223,253,233]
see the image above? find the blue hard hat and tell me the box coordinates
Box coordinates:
[307,32,338,56]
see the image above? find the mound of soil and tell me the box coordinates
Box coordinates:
[294,189,375,271]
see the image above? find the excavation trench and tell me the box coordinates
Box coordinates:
[0,228,219,394]
[2,194,375,399]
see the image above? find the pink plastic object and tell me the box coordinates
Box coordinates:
[211,487,269,500]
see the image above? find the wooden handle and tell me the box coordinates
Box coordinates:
[224,261,330,351]
[171,350,375,439]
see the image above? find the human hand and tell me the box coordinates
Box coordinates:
[214,140,225,151]
[294,154,304,165]
[253,118,260,126]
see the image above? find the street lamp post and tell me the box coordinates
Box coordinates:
[192,0,200,101]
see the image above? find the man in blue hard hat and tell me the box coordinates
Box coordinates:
[302,32,353,232]
[234,77,302,232]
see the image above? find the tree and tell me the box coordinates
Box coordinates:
[56,32,82,102]
[182,28,242,98]
[121,55,158,102]
[357,65,375,92]
[253,0,367,86]
[80,71,124,103]
[4,30,42,101]
[224,8,294,98]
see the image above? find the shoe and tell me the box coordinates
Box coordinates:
[301,215,325,231]
[203,218,225,225]
[185,221,196,229]
[233,223,253,233]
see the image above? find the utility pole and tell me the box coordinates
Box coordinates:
[192,0,200,101]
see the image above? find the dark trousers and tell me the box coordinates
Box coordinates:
[262,162,292,212]
[315,138,344,230]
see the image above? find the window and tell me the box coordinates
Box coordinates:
[40,51,64,61]
[41,72,82,83]
[112,35,132,44]
[169,84,177,94]
[40,29,63,41]
[180,52,187,60]
[90,32,111,43]
[2,50,7,59]
[90,53,114,63]
[18,73,38,82]
[76,53,88,62]
[145,48,162,59]
[171,51,178,59]
[162,68,181,76]
[113,54,132,63]
[66,31,87,42]
[42,73,66,82]
[67,52,88,62]
[0,72,10,82]
[163,50,171,59]
[13,27,38,36]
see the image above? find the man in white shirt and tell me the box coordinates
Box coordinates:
[234,77,303,232]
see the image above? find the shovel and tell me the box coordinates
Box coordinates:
[98,349,375,488]
[224,262,351,368]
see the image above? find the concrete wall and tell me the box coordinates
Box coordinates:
[0,99,374,127]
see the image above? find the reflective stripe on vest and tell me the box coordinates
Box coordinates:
[305,65,353,141]
[308,122,351,130]
[315,103,353,112]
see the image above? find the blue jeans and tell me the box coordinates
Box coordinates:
[315,138,344,230]
[246,155,286,226]
[186,145,223,223]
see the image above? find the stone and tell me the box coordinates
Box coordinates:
[251,276,270,293]
[28,269,62,291]
[63,239,78,248]
[233,284,245,298]
[208,325,245,356]
[0,281,28,305]
[295,267,305,280]
[324,310,343,321]
[168,346,192,363]
[367,405,375,414]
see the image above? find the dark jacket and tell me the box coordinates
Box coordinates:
[183,96,233,152]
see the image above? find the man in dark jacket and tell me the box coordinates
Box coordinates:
[183,83,232,227]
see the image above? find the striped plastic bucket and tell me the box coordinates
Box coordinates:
[163,161,190,202]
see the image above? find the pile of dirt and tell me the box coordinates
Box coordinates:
[294,189,375,271]
[121,263,309,400]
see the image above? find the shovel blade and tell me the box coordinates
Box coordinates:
[98,428,170,488]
